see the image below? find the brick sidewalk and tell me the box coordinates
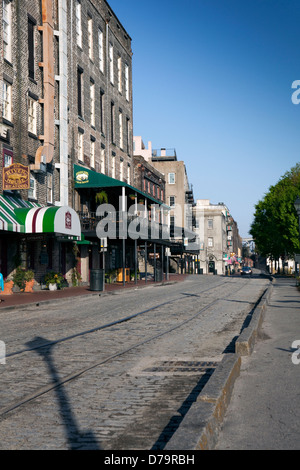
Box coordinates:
[0,273,189,310]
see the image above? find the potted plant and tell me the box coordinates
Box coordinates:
[105,269,116,284]
[45,271,64,290]
[71,267,82,287]
[24,270,35,292]
[95,190,108,205]
[12,267,35,292]
[3,279,13,295]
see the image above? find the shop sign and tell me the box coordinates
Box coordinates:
[75,170,89,184]
[65,211,72,230]
[3,163,30,190]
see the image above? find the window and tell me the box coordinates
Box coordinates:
[88,16,93,60]
[127,164,131,185]
[28,17,35,79]
[28,172,37,199]
[118,57,122,93]
[100,89,104,134]
[208,219,213,229]
[170,216,175,236]
[78,130,83,161]
[208,237,214,247]
[90,81,95,127]
[120,159,123,181]
[47,172,53,203]
[110,101,115,143]
[100,146,105,173]
[126,117,130,153]
[119,110,123,149]
[169,196,175,206]
[2,81,12,121]
[109,43,114,84]
[28,96,37,134]
[76,0,82,47]
[168,173,175,184]
[90,139,95,168]
[125,63,129,101]
[3,148,13,167]
[111,155,115,178]
[3,0,12,62]
[98,28,104,72]
[77,68,83,117]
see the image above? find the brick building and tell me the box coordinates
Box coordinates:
[0,0,181,289]
[0,0,135,287]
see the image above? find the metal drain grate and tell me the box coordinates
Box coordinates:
[142,360,219,375]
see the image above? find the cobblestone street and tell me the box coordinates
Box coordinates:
[0,275,269,450]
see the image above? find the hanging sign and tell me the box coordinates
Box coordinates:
[3,163,30,190]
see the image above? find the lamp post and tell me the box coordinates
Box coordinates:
[294,196,300,283]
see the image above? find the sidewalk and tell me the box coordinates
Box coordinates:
[0,273,188,310]
[216,277,300,450]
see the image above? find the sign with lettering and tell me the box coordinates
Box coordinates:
[3,163,30,190]
[65,211,72,230]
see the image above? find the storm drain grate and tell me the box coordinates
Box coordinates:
[142,360,219,375]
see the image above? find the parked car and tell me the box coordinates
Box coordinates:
[241,266,252,276]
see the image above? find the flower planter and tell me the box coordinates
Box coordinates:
[3,281,13,295]
[25,280,35,293]
[48,283,57,291]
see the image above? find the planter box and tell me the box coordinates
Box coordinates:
[3,281,13,295]
[25,280,35,293]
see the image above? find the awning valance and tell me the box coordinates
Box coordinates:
[0,195,81,238]
[74,164,170,209]
[0,195,41,232]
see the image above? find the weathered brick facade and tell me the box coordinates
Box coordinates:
[0,0,133,285]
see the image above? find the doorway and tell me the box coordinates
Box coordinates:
[208,260,215,274]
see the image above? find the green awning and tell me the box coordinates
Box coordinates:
[74,164,170,209]
[0,195,41,233]
[0,194,81,238]
[76,234,92,245]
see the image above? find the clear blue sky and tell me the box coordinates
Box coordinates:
[108,0,300,238]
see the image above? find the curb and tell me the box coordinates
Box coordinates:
[165,354,241,450]
[235,281,274,356]
[165,279,274,451]
[0,280,179,312]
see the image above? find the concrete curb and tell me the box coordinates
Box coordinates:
[165,354,241,450]
[165,280,274,451]
[235,281,274,356]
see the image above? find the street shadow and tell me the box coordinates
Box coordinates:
[150,369,215,450]
[25,336,101,450]
[276,346,298,353]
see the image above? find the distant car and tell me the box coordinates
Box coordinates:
[241,266,252,276]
